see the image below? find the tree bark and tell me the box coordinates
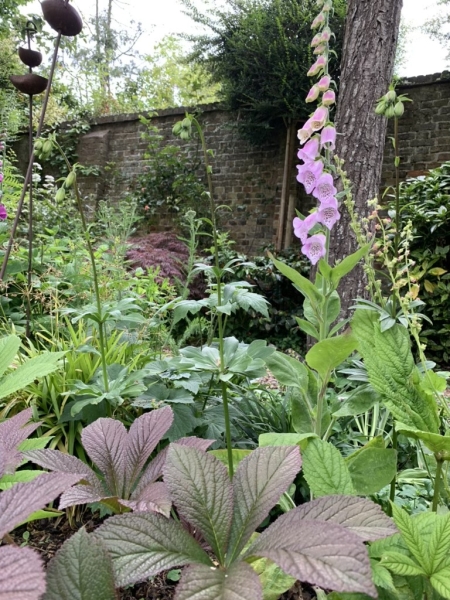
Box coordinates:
[330,0,403,316]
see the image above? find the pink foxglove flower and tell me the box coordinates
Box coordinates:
[310,106,329,131]
[311,12,325,29]
[320,28,332,43]
[0,174,3,183]
[322,0,333,12]
[312,172,337,203]
[313,44,327,55]
[296,160,324,194]
[302,234,327,265]
[306,85,320,103]
[322,90,336,106]
[320,125,336,150]
[297,137,320,163]
[0,204,7,220]
[317,75,331,92]
[293,212,320,244]
[311,33,322,47]
[298,118,314,144]
[318,198,340,230]
[307,55,326,77]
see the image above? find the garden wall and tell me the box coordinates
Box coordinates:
[64,71,450,252]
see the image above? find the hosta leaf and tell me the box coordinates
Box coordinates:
[380,552,426,577]
[164,444,233,562]
[245,518,376,596]
[0,352,65,400]
[133,437,214,499]
[0,472,81,537]
[227,446,301,562]
[0,545,46,600]
[24,449,101,490]
[302,438,355,497]
[95,512,212,586]
[44,528,116,600]
[0,335,21,378]
[82,418,127,497]
[291,495,397,541]
[124,407,173,495]
[174,562,262,600]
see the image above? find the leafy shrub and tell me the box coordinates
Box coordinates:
[126,231,189,283]
[390,163,450,365]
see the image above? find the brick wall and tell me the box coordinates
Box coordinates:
[69,72,450,252]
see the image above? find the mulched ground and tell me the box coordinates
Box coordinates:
[10,513,315,600]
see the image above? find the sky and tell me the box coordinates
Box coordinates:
[22,0,449,77]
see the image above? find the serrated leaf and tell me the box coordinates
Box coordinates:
[0,545,46,600]
[164,444,233,563]
[0,335,21,378]
[227,446,301,562]
[174,562,262,600]
[18,436,53,452]
[121,481,171,516]
[24,449,100,489]
[391,504,428,570]
[0,352,65,400]
[302,438,355,497]
[258,432,317,449]
[58,485,106,510]
[427,513,450,574]
[380,552,426,577]
[0,472,82,537]
[291,495,397,541]
[245,518,376,596]
[371,560,397,592]
[306,331,358,381]
[264,351,308,388]
[95,512,212,586]
[43,528,116,600]
[431,566,450,599]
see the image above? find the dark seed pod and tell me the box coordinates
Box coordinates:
[41,0,83,37]
[10,74,48,95]
[18,47,43,68]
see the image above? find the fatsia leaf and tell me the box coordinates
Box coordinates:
[302,438,355,497]
[132,437,214,499]
[174,562,262,600]
[96,512,212,586]
[124,407,173,496]
[81,418,127,497]
[291,495,397,541]
[0,472,81,537]
[24,449,101,490]
[245,519,376,596]
[44,529,115,600]
[0,545,46,600]
[227,446,301,562]
[164,444,233,563]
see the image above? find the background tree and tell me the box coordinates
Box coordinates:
[329,0,403,317]
[181,0,346,249]
[422,0,450,63]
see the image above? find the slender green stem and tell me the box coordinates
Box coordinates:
[315,377,328,438]
[389,428,398,509]
[432,456,444,512]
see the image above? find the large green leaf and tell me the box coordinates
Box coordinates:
[164,444,233,562]
[306,330,358,381]
[264,352,308,389]
[95,512,212,587]
[174,562,262,600]
[380,552,427,577]
[0,335,21,379]
[0,352,65,400]
[346,447,398,496]
[331,244,371,287]
[269,253,323,305]
[258,432,317,450]
[431,566,450,599]
[44,528,116,600]
[332,388,379,418]
[302,438,355,497]
[395,424,450,460]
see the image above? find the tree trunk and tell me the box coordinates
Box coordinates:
[330,0,403,316]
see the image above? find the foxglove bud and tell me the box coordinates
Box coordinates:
[322,90,335,106]
[317,75,331,91]
[311,12,325,29]
[313,44,327,55]
[306,84,320,103]
[307,55,326,77]
[311,33,322,47]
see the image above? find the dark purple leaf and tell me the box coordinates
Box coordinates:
[0,408,41,474]
[133,437,214,499]
[164,444,233,563]
[0,472,81,537]
[81,418,127,496]
[124,407,173,495]
[227,446,301,561]
[291,495,397,541]
[96,512,212,586]
[0,545,46,600]
[24,449,101,490]
[245,518,376,597]
[174,562,262,600]
[43,528,116,600]
[58,485,106,510]
[121,482,171,516]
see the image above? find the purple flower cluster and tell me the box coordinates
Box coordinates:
[293,0,339,265]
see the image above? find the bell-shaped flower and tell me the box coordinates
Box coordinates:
[310,106,329,132]
[311,33,322,47]
[312,172,337,203]
[322,0,333,12]
[320,27,332,43]
[311,12,325,29]
[320,125,336,150]
[0,204,7,220]
[297,136,320,163]
[306,85,320,103]
[314,44,327,55]
[293,212,320,244]
[296,159,324,195]
[322,90,335,106]
[302,233,327,265]
[298,118,314,145]
[317,75,331,92]
[307,55,326,77]
[318,197,340,230]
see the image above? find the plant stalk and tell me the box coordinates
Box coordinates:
[432,456,444,512]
